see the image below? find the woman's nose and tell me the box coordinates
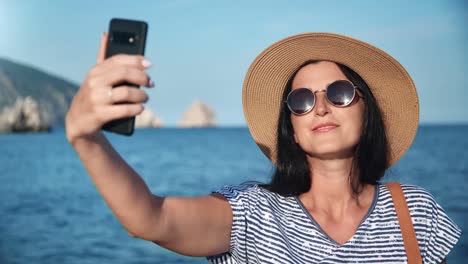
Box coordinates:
[314,91,330,116]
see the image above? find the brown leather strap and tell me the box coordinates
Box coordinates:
[386,182,422,264]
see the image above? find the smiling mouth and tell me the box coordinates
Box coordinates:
[313,126,338,133]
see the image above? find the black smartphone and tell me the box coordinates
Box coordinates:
[101,18,148,136]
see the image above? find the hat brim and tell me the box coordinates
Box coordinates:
[242,32,419,166]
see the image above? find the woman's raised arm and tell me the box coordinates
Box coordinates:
[65,33,232,257]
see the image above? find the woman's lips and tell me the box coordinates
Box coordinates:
[313,126,337,133]
[312,122,339,133]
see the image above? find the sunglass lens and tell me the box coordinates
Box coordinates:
[287,88,315,114]
[327,81,355,106]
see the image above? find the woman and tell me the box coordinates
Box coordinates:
[66,32,461,263]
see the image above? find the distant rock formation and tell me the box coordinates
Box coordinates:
[0,96,52,132]
[0,57,78,133]
[178,100,216,128]
[135,107,163,128]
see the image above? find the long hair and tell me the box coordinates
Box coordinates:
[260,60,389,198]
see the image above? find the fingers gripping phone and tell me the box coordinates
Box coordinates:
[102,18,148,136]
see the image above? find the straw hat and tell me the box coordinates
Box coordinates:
[242,32,419,166]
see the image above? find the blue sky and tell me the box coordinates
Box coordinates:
[1,0,466,126]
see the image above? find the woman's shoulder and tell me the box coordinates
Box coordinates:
[400,183,438,205]
[211,181,279,215]
[377,182,452,225]
[213,181,267,199]
[213,181,283,198]
[379,182,462,262]
[213,181,293,217]
[379,182,438,206]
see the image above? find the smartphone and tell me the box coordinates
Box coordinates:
[101,18,148,136]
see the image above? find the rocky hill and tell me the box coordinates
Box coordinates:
[0,58,78,132]
[178,99,216,128]
[0,58,218,132]
[135,107,163,128]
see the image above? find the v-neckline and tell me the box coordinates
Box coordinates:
[293,184,380,246]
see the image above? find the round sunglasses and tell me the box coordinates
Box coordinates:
[285,80,363,115]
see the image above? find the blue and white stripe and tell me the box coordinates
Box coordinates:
[206,182,462,263]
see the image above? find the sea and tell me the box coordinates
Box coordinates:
[0,125,466,263]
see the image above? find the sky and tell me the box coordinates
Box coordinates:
[0,0,467,126]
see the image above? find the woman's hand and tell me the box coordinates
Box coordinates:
[65,32,154,144]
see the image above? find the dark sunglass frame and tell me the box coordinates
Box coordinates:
[285,80,363,116]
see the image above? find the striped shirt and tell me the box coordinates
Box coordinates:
[206,182,462,263]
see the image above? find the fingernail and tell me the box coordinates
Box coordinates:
[148,78,155,88]
[142,59,152,68]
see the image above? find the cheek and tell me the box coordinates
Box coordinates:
[294,133,299,143]
[347,106,365,141]
[291,115,307,144]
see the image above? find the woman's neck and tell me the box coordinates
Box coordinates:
[300,156,367,214]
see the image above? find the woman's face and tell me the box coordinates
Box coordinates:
[290,61,365,160]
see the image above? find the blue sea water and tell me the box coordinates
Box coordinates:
[0,125,466,263]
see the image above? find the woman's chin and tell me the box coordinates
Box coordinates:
[304,148,355,161]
